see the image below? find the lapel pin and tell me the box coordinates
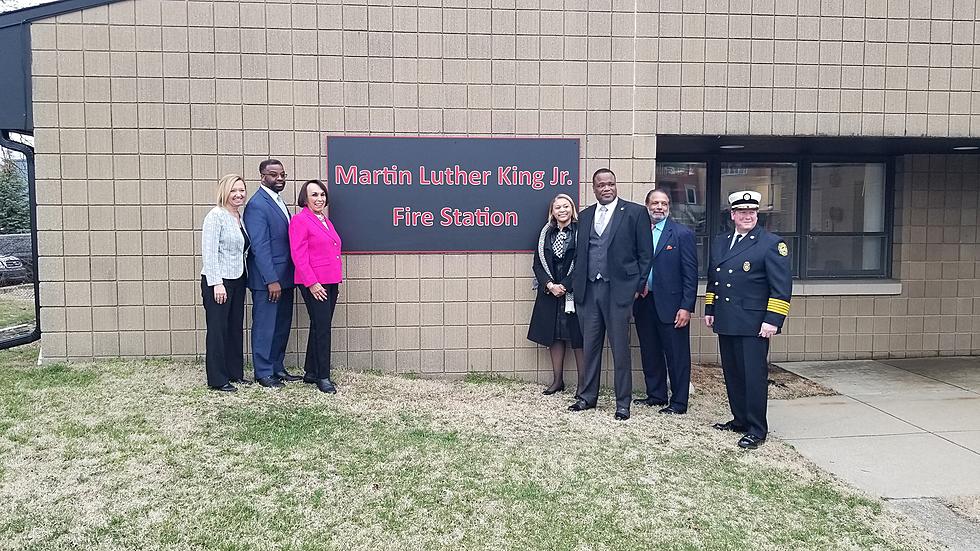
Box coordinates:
[666,245,673,250]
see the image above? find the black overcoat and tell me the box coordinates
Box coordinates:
[527,223,583,347]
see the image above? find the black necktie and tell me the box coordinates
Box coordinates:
[731,234,743,249]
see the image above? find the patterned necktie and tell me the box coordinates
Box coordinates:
[596,205,608,235]
[553,229,567,259]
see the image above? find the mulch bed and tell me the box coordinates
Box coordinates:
[693,363,837,401]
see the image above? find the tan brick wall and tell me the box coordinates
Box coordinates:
[28,1,980,376]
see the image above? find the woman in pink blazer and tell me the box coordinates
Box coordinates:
[289,179,343,394]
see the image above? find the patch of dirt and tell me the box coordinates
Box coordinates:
[693,363,837,401]
[946,495,980,524]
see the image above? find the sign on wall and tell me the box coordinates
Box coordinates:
[326,136,580,253]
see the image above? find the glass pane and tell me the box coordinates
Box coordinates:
[696,236,707,277]
[0,145,36,342]
[720,162,797,233]
[784,236,800,278]
[806,235,886,277]
[810,163,885,233]
[654,162,707,235]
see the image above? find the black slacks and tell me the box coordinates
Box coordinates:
[201,274,246,387]
[633,292,691,411]
[576,279,634,410]
[300,284,339,380]
[718,334,770,439]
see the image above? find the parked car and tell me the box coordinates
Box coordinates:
[0,255,29,286]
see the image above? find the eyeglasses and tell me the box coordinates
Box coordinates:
[262,172,287,179]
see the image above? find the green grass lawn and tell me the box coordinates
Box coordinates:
[0,294,34,329]
[0,345,936,550]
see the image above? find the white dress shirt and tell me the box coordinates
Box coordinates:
[261,185,290,220]
[594,197,618,236]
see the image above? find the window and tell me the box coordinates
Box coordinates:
[807,163,887,277]
[0,132,38,349]
[655,162,707,274]
[721,162,800,276]
[654,158,892,279]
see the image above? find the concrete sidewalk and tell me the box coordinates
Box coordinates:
[771,356,980,549]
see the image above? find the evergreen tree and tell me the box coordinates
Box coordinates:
[0,158,30,234]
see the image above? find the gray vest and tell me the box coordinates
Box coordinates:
[588,213,613,281]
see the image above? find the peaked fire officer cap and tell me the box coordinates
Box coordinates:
[728,190,762,210]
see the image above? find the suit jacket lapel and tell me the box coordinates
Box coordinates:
[262,189,289,224]
[304,208,337,241]
[654,219,673,257]
[719,226,761,263]
[604,201,627,239]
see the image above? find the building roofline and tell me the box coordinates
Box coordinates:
[0,1,124,132]
[0,0,119,29]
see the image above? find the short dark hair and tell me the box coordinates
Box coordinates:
[297,179,327,208]
[592,168,615,184]
[259,159,283,173]
[645,188,670,204]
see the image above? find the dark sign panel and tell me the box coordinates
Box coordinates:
[326,136,580,253]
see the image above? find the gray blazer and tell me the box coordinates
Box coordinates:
[201,207,248,286]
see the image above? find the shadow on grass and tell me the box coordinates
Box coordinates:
[0,353,927,551]
[221,407,472,453]
[0,344,38,370]
[2,363,99,390]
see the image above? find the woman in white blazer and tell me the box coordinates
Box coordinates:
[201,174,250,392]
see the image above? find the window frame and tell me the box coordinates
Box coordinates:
[656,153,895,280]
[0,131,40,350]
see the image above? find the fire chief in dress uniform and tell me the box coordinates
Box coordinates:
[703,191,792,450]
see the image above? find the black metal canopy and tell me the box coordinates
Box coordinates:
[657,135,980,157]
[0,0,120,132]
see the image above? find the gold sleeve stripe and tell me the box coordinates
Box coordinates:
[705,292,715,305]
[767,298,790,315]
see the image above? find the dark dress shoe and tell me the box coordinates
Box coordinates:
[303,375,337,393]
[712,420,748,433]
[257,376,285,389]
[209,383,237,393]
[633,397,667,407]
[658,406,686,415]
[737,434,766,449]
[230,378,253,386]
[567,401,595,412]
[274,370,302,382]
[614,408,631,421]
[542,383,565,395]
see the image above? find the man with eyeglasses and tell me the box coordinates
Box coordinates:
[703,190,792,449]
[243,159,302,388]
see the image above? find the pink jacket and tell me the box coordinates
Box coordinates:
[289,207,343,286]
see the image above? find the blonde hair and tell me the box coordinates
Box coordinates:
[216,174,245,208]
[546,193,579,226]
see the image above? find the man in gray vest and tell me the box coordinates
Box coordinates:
[569,168,654,420]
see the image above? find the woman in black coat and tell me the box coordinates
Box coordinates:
[527,193,584,394]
